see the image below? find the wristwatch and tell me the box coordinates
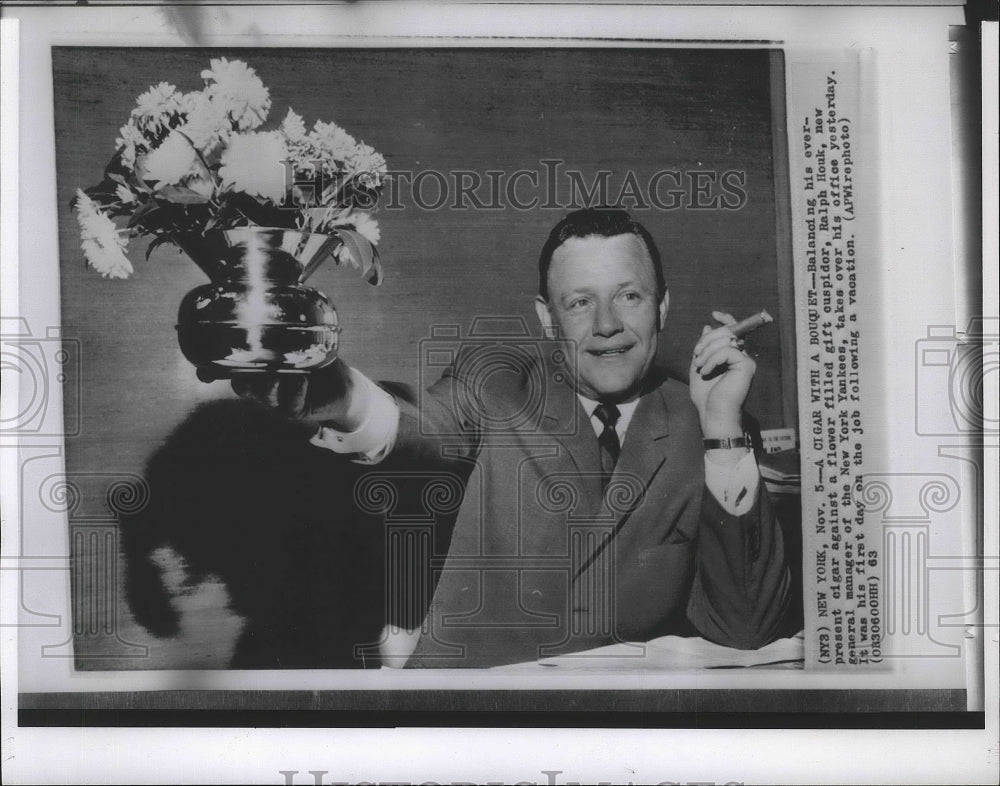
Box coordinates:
[703,433,751,450]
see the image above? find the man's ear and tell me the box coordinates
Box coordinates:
[535,296,556,337]
[657,290,670,331]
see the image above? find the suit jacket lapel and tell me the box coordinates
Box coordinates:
[611,384,672,512]
[567,380,676,592]
[539,367,605,515]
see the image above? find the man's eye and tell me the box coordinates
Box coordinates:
[568,298,590,310]
[620,291,642,303]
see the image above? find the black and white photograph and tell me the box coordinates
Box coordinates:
[52,44,804,674]
[1,2,996,784]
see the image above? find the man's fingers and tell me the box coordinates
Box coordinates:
[231,376,282,408]
[695,344,755,379]
[693,323,738,356]
[694,312,740,355]
[277,375,309,417]
[230,362,353,423]
[694,330,741,369]
[696,346,730,378]
[231,376,266,400]
[231,378,253,398]
[260,379,281,408]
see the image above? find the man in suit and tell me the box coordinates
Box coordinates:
[237,208,790,667]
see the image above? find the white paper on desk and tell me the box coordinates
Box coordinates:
[534,634,805,671]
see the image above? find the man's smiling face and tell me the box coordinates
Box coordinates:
[535,233,668,404]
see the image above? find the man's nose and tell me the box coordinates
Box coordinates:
[592,301,623,337]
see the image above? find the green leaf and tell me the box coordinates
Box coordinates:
[335,228,382,285]
[80,180,120,204]
[154,185,211,204]
[218,192,297,229]
[334,228,370,273]
[130,175,154,195]
[144,235,174,261]
[366,245,384,286]
[127,202,159,227]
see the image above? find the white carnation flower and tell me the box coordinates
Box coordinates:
[310,120,357,162]
[115,120,148,169]
[131,82,182,133]
[281,108,307,142]
[218,131,289,203]
[351,212,381,246]
[74,189,133,279]
[140,130,198,186]
[179,91,230,153]
[348,143,387,179]
[201,57,271,131]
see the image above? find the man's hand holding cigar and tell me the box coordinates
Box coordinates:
[690,308,773,461]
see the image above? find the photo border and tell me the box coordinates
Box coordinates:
[2,3,995,784]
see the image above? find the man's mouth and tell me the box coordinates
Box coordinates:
[588,345,634,358]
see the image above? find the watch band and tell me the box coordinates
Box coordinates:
[703,435,750,450]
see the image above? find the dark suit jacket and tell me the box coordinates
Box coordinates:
[393,347,790,667]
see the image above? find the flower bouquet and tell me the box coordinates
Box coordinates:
[73,57,388,377]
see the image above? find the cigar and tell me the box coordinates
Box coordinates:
[730,309,773,338]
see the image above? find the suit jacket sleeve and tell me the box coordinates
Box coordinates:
[392,364,484,467]
[686,479,792,649]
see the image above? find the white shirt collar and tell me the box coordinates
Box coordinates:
[576,395,640,443]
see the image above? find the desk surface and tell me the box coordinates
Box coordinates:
[492,632,805,672]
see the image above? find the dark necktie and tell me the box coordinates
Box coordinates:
[593,403,621,492]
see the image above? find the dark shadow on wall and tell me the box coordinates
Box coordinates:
[119,392,463,669]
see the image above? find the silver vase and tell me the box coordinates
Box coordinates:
[174,228,344,380]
